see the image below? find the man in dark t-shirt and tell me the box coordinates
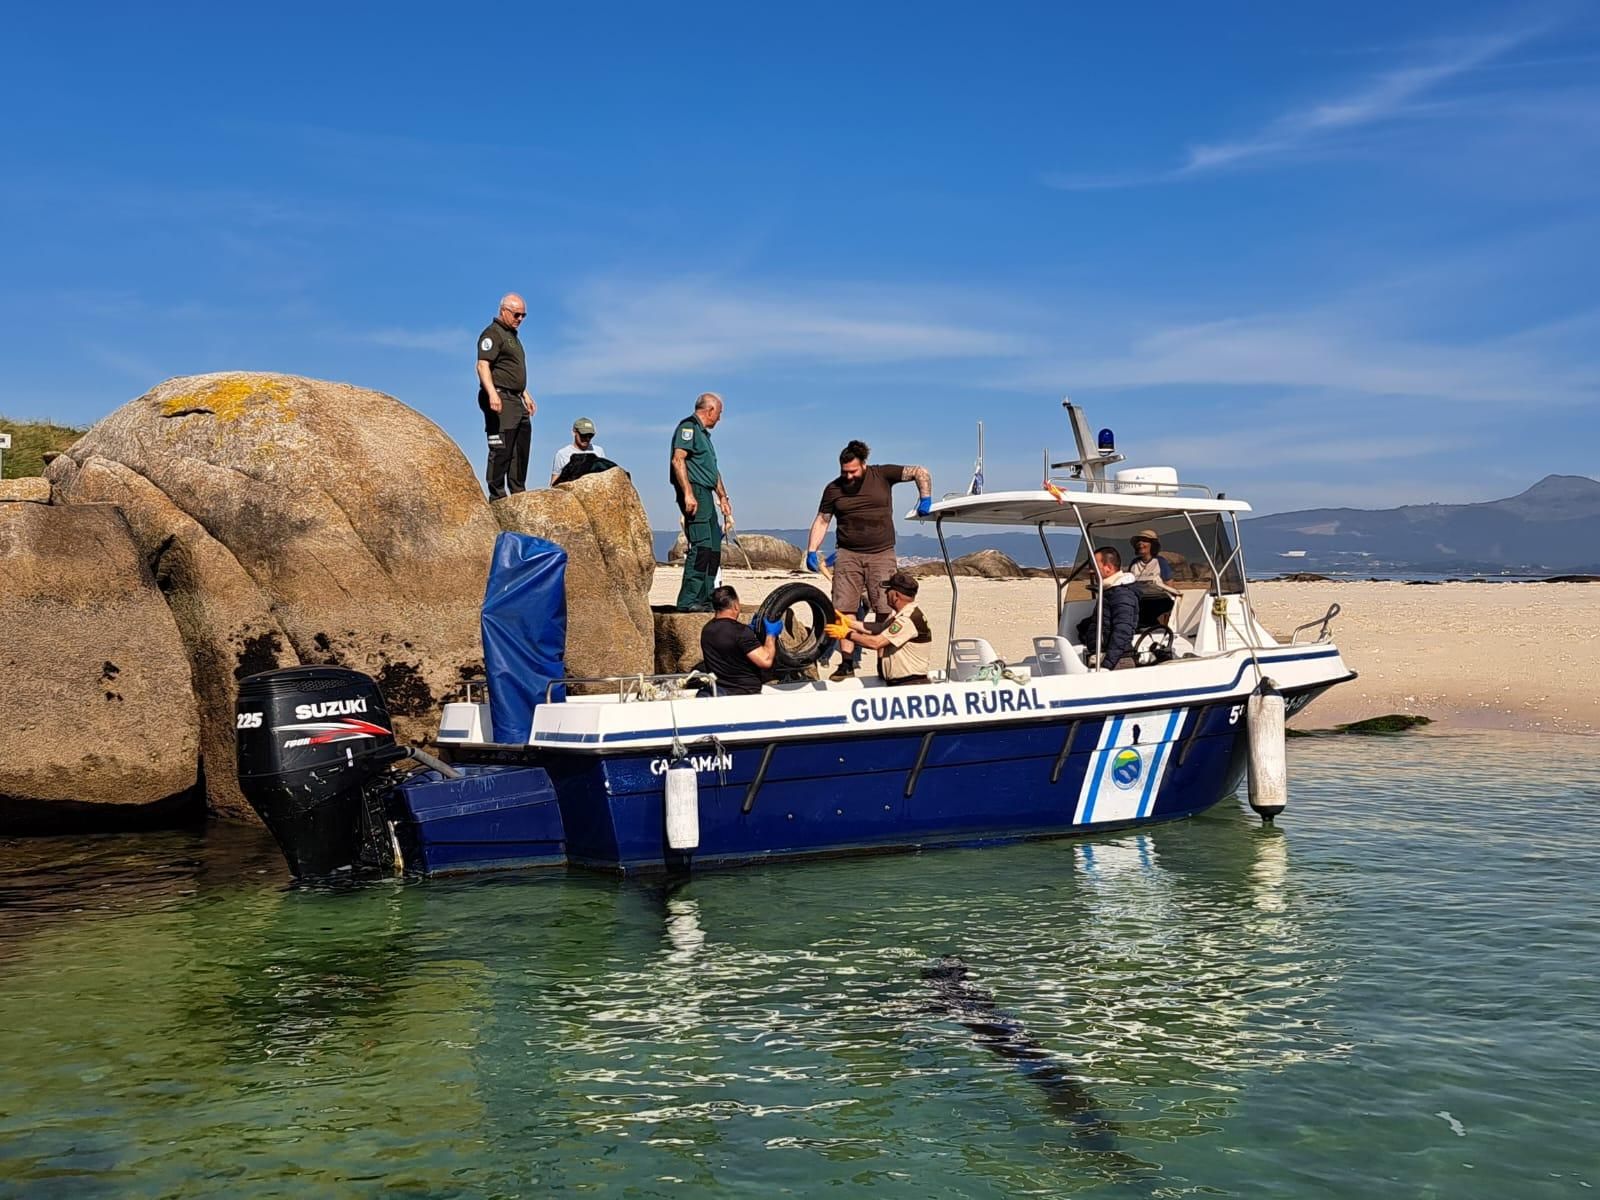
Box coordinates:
[699,585,782,696]
[805,440,932,680]
[476,292,537,499]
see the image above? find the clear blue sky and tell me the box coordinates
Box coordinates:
[2,2,1595,529]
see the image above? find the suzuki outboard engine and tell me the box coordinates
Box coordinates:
[236,666,410,880]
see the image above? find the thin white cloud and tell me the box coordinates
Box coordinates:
[1009,312,1598,407]
[538,278,1032,395]
[358,327,473,354]
[1046,21,1551,190]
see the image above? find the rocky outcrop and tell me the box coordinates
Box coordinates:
[0,478,51,503]
[0,504,201,831]
[46,373,499,819]
[654,608,713,674]
[670,530,803,571]
[908,549,1026,579]
[494,469,655,682]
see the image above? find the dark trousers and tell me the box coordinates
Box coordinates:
[482,399,530,499]
[675,485,722,611]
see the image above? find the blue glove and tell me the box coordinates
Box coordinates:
[805,550,820,572]
[916,497,933,516]
[762,618,785,638]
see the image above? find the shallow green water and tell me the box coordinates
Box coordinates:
[2,731,1597,1197]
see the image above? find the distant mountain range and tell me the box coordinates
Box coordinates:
[652,475,1600,574]
[1240,475,1600,573]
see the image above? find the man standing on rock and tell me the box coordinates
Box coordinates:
[477,293,536,499]
[805,440,932,680]
[670,392,734,612]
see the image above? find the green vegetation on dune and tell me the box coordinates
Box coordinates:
[0,417,85,479]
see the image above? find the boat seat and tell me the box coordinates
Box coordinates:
[949,637,998,682]
[1032,634,1087,676]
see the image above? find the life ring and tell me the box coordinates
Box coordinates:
[753,582,838,670]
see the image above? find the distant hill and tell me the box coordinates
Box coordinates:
[653,475,1600,574]
[0,417,84,479]
[1239,475,1600,572]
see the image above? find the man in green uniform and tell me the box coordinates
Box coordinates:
[669,392,734,612]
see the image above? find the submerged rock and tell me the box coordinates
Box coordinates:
[1289,713,1434,738]
[47,373,499,819]
[0,504,200,831]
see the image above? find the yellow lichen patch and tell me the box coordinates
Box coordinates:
[159,375,296,424]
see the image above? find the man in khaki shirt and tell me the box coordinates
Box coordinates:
[833,571,933,685]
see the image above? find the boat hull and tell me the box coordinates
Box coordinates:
[479,691,1312,874]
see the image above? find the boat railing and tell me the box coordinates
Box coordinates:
[545,671,720,703]
[1289,603,1341,645]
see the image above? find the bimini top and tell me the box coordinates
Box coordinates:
[912,488,1253,529]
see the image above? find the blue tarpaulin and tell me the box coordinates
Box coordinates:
[481,533,568,744]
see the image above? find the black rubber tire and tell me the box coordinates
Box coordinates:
[754,582,838,670]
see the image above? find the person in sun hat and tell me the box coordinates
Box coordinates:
[1128,528,1179,626]
[550,417,606,485]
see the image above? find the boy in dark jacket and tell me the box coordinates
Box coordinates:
[1076,547,1140,670]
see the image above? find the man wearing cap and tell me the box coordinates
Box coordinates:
[669,392,733,613]
[477,292,537,499]
[805,440,933,681]
[550,418,606,485]
[828,570,933,687]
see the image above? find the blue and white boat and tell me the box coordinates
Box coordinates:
[236,405,1353,879]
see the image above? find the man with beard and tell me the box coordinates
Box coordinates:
[804,440,931,681]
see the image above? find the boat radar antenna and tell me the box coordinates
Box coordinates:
[1051,398,1123,492]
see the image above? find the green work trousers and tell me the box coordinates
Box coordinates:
[675,485,723,611]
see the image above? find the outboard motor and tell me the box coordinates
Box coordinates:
[236,666,410,879]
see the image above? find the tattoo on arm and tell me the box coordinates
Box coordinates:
[904,465,932,495]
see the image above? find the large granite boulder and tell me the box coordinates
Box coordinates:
[0,504,201,831]
[0,478,51,503]
[669,530,803,571]
[654,608,713,674]
[494,469,655,682]
[47,373,499,820]
[909,549,1025,579]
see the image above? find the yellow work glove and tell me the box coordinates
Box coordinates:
[823,621,851,641]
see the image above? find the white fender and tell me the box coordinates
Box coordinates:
[1247,680,1288,822]
[665,762,700,851]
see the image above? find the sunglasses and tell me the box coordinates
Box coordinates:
[503,310,527,320]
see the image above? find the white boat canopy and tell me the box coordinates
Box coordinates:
[913,489,1252,529]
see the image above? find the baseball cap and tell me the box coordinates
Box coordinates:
[886,570,920,597]
[573,417,596,435]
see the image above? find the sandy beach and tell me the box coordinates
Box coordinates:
[651,570,1600,735]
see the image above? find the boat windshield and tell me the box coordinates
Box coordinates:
[1065,512,1243,593]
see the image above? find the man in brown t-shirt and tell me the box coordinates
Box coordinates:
[805,440,931,680]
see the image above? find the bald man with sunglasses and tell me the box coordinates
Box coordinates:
[477,292,538,498]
